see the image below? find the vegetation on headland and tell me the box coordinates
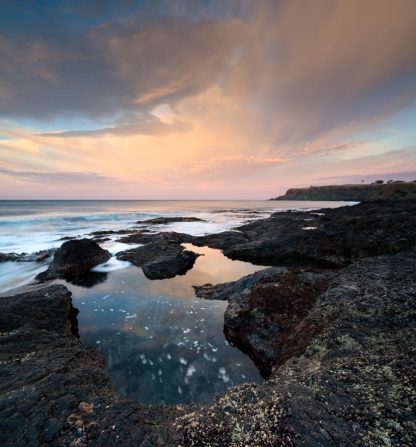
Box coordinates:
[271,180,416,201]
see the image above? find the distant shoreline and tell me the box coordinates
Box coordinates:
[271,180,416,201]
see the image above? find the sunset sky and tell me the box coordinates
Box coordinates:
[0,0,415,199]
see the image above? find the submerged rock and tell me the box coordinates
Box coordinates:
[36,239,111,281]
[117,242,200,279]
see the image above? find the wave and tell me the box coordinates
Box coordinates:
[0,211,161,227]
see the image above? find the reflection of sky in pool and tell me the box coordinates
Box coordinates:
[59,244,266,405]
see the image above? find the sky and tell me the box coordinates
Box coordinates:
[0,0,415,199]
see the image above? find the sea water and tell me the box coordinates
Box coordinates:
[0,200,348,403]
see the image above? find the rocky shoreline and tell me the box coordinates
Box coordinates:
[1,200,415,446]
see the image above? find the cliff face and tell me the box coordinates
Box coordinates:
[272,181,416,201]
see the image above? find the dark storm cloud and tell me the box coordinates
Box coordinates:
[0,0,415,143]
[0,0,246,123]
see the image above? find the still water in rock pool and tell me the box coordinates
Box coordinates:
[59,244,266,405]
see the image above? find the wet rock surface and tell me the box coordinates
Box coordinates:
[0,249,55,263]
[182,249,416,446]
[116,242,200,280]
[138,216,205,225]
[36,239,111,282]
[117,230,193,245]
[193,267,287,301]
[196,268,333,377]
[2,200,416,446]
[196,200,416,267]
[2,249,415,446]
[0,285,184,447]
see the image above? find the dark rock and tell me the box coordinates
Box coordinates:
[117,231,194,245]
[138,216,205,225]
[272,181,416,201]
[91,237,111,243]
[0,253,16,262]
[180,249,416,446]
[0,285,183,446]
[195,267,331,377]
[36,239,111,281]
[193,267,286,301]
[117,242,200,279]
[2,201,416,446]
[194,200,416,268]
[0,249,55,263]
[89,228,140,237]
[0,284,77,336]
[1,251,415,445]
[191,231,250,250]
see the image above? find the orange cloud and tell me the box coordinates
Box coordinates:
[0,1,415,198]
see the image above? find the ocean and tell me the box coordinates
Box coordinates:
[0,199,348,404]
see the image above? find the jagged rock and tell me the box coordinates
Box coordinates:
[0,285,183,446]
[0,249,55,263]
[117,242,200,280]
[138,216,205,225]
[180,250,416,446]
[89,229,141,237]
[117,231,194,245]
[1,252,415,446]
[193,200,416,268]
[0,253,16,262]
[2,201,416,446]
[36,239,111,281]
[191,231,250,250]
[195,267,332,377]
[193,267,287,301]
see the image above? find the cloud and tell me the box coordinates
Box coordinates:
[301,141,367,157]
[234,0,416,146]
[0,12,245,125]
[165,155,287,186]
[0,167,119,185]
[321,171,416,183]
[40,112,192,138]
[2,0,415,144]
[0,0,415,198]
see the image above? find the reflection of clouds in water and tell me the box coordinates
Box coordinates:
[64,245,264,404]
[145,244,266,299]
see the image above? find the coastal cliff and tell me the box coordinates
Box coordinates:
[271,181,416,201]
